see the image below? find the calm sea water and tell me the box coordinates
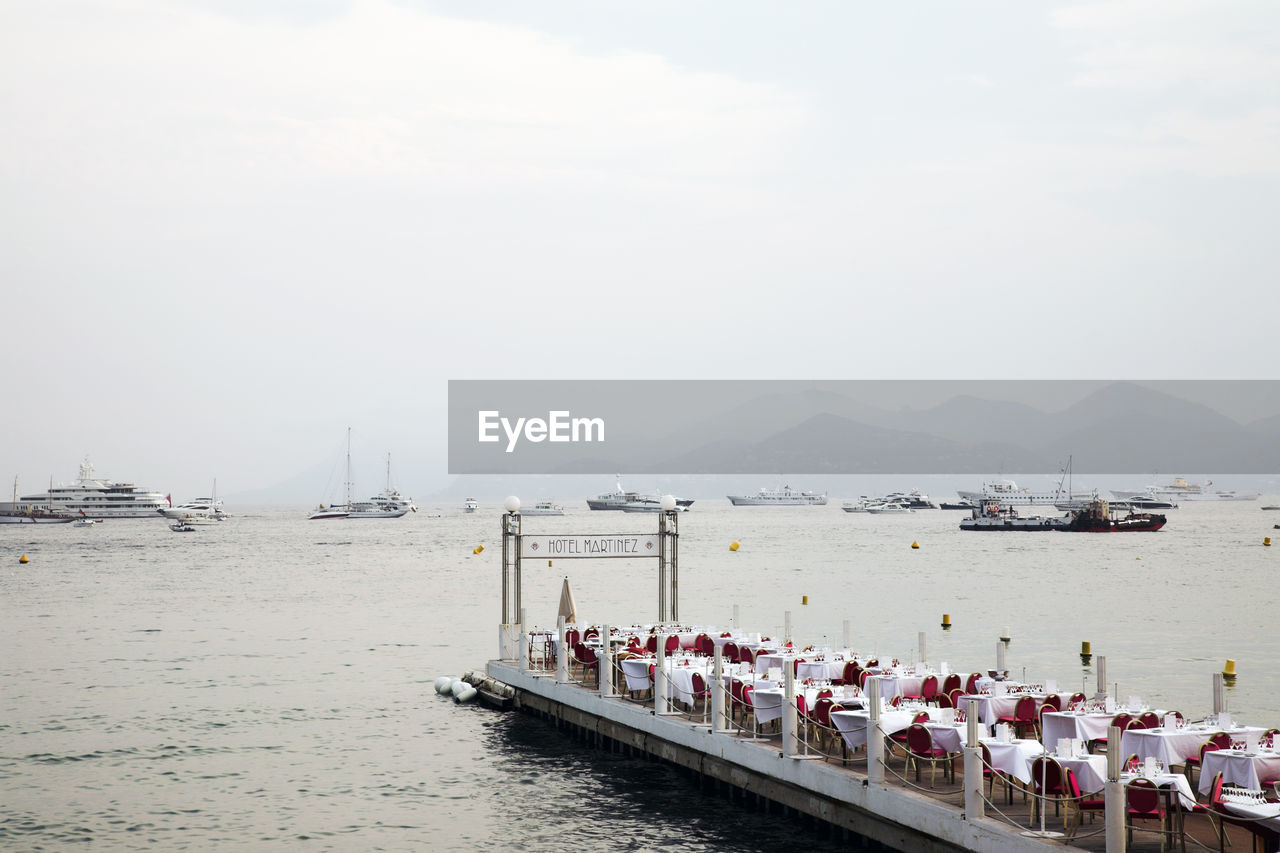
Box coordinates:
[3,499,1277,850]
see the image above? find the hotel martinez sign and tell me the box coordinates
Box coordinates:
[520,534,660,559]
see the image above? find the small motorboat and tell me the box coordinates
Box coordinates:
[169,520,197,532]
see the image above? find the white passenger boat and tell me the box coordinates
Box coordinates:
[587,476,693,511]
[864,501,913,514]
[957,479,1093,507]
[17,461,168,519]
[520,500,565,516]
[348,455,414,518]
[727,486,827,506]
[463,497,479,513]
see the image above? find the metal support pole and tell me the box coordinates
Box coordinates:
[783,667,798,758]
[556,617,568,684]
[658,511,667,623]
[964,697,985,821]
[867,676,885,785]
[518,607,528,673]
[842,619,851,650]
[919,631,927,666]
[600,624,613,698]
[712,646,728,733]
[655,634,671,715]
[670,510,679,622]
[1213,672,1225,715]
[784,610,792,645]
[1105,725,1126,850]
[1096,655,1108,698]
[996,639,1006,675]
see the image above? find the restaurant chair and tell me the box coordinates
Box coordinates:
[1041,693,1063,712]
[1185,736,1227,788]
[1125,777,1168,851]
[723,642,739,664]
[1092,712,1132,752]
[947,688,964,710]
[835,660,857,686]
[889,710,930,748]
[965,672,983,695]
[920,674,940,705]
[739,647,755,668]
[739,685,758,737]
[729,680,745,723]
[859,670,873,689]
[817,686,833,700]
[1029,756,1069,828]
[1064,768,1106,837]
[645,634,658,654]
[583,626,599,639]
[941,673,962,696]
[809,697,835,754]
[981,742,1016,804]
[664,634,680,655]
[573,642,599,686]
[1173,770,1225,852]
[1262,728,1279,749]
[865,658,879,668]
[906,724,954,788]
[889,694,903,708]
[1138,710,1160,729]
[937,691,954,710]
[690,671,710,717]
[998,695,1039,740]
[1068,691,1087,710]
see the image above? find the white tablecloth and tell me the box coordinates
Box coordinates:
[620,657,653,691]
[963,694,1037,727]
[1120,726,1219,768]
[1042,711,1115,745]
[1121,773,1198,810]
[982,738,1047,784]
[1057,754,1109,793]
[1200,750,1280,794]
[831,709,916,750]
[1221,797,1280,831]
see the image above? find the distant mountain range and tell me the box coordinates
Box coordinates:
[555,381,1280,475]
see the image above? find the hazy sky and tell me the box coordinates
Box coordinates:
[3,1,1278,500]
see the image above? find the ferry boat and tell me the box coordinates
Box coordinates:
[587,476,694,511]
[463,497,479,513]
[727,486,827,506]
[956,479,1093,507]
[1111,477,1258,502]
[1063,498,1166,532]
[17,461,168,519]
[959,502,1069,531]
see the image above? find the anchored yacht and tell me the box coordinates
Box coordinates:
[17,461,167,519]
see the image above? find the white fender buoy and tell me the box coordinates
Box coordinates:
[450,678,467,697]
[454,686,478,703]
[434,676,452,694]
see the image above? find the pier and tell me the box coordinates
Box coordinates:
[478,500,1279,852]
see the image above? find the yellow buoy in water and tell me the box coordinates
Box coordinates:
[1223,659,1237,679]
[802,595,809,605]
[941,613,951,629]
[1080,640,1092,663]
[729,541,740,552]
[911,541,919,549]
[548,560,552,567]
[472,545,483,555]
[19,554,29,564]
[1265,537,1272,547]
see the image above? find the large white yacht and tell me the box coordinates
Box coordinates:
[956,479,1093,507]
[1112,477,1258,502]
[726,486,827,506]
[586,476,694,511]
[19,461,168,519]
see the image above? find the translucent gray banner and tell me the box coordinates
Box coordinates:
[447,380,1280,474]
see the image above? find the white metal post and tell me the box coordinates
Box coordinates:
[964,695,984,821]
[1105,725,1125,850]
[919,631,927,666]
[655,634,670,715]
[784,610,792,645]
[712,646,728,733]
[518,607,528,673]
[867,676,884,785]
[556,617,568,684]
[1213,672,1225,714]
[783,667,798,758]
[600,623,612,698]
[1097,655,1108,698]
[996,639,1007,675]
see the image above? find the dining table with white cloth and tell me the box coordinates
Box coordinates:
[962,693,1041,728]
[828,707,956,751]
[982,738,1049,785]
[1199,749,1280,795]
[1119,724,1227,769]
[1219,795,1280,832]
[619,657,655,692]
[1041,711,1115,746]
[1117,773,1199,810]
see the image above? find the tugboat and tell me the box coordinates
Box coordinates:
[959,502,1070,531]
[1064,498,1166,532]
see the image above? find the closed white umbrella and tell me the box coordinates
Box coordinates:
[557,576,577,624]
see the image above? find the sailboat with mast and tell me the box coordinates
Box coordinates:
[308,430,413,520]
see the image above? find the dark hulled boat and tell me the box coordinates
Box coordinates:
[1065,498,1166,532]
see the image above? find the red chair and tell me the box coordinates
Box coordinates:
[645,634,658,654]
[583,626,599,639]
[858,670,873,689]
[890,711,930,746]
[723,642,739,663]
[689,671,710,715]
[729,680,745,723]
[906,724,954,788]
[1124,777,1166,847]
[1029,756,1068,828]
[566,628,581,648]
[920,674,939,705]
[739,685,757,737]
[835,660,857,686]
[997,695,1039,740]
[965,672,983,695]
[947,688,964,711]
[937,691,954,710]
[1064,768,1106,837]
[941,673,962,697]
[809,697,835,752]
[573,642,599,685]
[1067,691,1087,710]
[664,634,680,655]
[1042,693,1063,712]
[982,742,1016,804]
[1185,733,1230,786]
[739,647,755,668]
[1137,711,1160,729]
[1091,712,1131,752]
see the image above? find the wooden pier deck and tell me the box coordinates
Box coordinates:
[486,659,1262,853]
